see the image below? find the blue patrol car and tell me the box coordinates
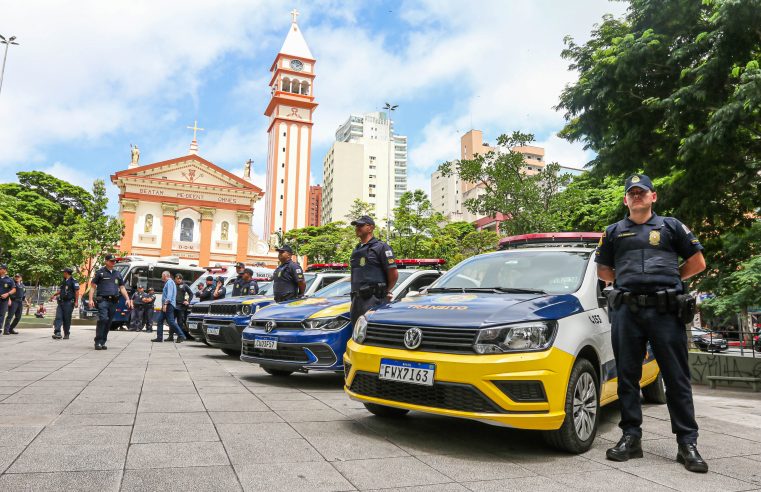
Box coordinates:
[241,260,445,376]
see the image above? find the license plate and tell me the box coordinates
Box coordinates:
[206,326,221,336]
[254,336,277,350]
[188,322,197,330]
[379,359,435,386]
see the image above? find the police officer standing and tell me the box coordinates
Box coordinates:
[4,274,26,334]
[237,268,259,296]
[168,273,194,342]
[273,245,306,302]
[141,287,156,332]
[198,276,226,301]
[231,262,246,296]
[88,254,132,350]
[596,174,707,473]
[0,264,17,335]
[128,285,146,331]
[51,267,80,340]
[349,216,398,328]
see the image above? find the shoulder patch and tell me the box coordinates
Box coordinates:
[385,250,393,257]
[682,224,691,234]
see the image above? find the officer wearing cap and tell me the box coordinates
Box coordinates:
[596,174,707,473]
[51,267,80,340]
[231,262,246,296]
[198,275,225,301]
[4,273,26,335]
[128,285,146,331]
[273,245,306,302]
[141,287,156,332]
[238,268,259,296]
[0,264,17,335]
[88,254,132,350]
[349,215,399,328]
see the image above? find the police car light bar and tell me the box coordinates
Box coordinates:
[499,232,602,249]
[395,259,446,266]
[306,263,349,272]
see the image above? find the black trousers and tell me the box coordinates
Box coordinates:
[0,300,8,333]
[95,299,118,346]
[54,300,75,336]
[7,299,23,330]
[350,294,384,329]
[611,304,699,444]
[141,306,154,331]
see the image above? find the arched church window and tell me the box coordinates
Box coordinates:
[180,218,194,242]
[300,81,309,95]
[282,77,292,93]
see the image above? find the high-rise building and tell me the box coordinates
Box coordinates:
[263,11,317,239]
[308,185,322,227]
[321,111,407,225]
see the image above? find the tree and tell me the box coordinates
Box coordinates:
[345,199,376,222]
[284,222,356,264]
[557,0,761,244]
[8,234,72,287]
[701,255,761,333]
[438,131,570,236]
[389,190,443,259]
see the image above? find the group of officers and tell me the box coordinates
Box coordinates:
[2,173,709,473]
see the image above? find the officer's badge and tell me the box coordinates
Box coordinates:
[388,259,394,264]
[631,175,641,183]
[359,257,366,266]
[649,230,660,246]
[114,279,119,284]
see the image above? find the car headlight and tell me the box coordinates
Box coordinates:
[353,315,368,343]
[303,317,347,331]
[474,321,557,354]
[240,304,253,316]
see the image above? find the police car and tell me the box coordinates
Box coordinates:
[241,260,445,376]
[344,234,666,454]
[192,267,349,356]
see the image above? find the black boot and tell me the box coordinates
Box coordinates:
[677,443,708,473]
[606,434,643,462]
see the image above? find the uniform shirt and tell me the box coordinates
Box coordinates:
[59,277,80,301]
[595,212,703,293]
[239,280,258,296]
[141,294,156,307]
[198,284,215,302]
[350,237,397,291]
[91,267,124,297]
[175,283,194,309]
[12,281,25,301]
[273,260,304,299]
[0,275,15,298]
[131,291,145,305]
[231,274,245,297]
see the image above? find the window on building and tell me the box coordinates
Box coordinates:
[180,218,194,242]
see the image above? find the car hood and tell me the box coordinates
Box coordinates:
[254,296,352,321]
[365,292,584,328]
[201,295,274,306]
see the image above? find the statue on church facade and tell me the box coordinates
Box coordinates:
[130,144,140,165]
[144,214,153,233]
[244,159,252,179]
[221,221,229,241]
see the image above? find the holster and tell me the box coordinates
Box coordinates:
[606,289,623,309]
[676,293,697,324]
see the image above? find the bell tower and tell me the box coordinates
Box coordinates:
[263,9,317,239]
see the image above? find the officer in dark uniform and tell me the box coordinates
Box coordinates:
[128,285,146,331]
[349,216,399,327]
[51,267,80,339]
[272,245,306,302]
[5,273,26,334]
[141,287,156,332]
[231,262,246,296]
[596,174,707,473]
[88,254,132,350]
[0,264,17,334]
[198,276,226,301]
[168,273,195,342]
[238,268,259,296]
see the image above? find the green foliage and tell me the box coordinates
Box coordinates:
[701,255,761,318]
[345,199,376,222]
[389,190,444,259]
[551,173,626,232]
[7,234,72,286]
[284,222,356,264]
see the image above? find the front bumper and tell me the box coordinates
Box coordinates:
[240,323,350,372]
[343,340,575,430]
[186,316,206,341]
[204,317,247,351]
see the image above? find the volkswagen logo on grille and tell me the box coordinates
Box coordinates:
[265,321,277,333]
[403,327,423,350]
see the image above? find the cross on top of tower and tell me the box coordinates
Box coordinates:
[187,120,204,140]
[290,8,299,23]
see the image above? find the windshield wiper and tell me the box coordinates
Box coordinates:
[426,287,466,293]
[490,287,547,295]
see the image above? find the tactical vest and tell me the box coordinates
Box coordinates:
[613,216,681,293]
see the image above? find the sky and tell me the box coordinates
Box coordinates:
[0,0,628,236]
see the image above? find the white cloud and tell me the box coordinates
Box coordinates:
[406,171,432,198]
[535,134,594,169]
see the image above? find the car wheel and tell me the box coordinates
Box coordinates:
[221,349,240,358]
[543,358,599,454]
[642,372,667,404]
[262,367,293,377]
[363,402,410,418]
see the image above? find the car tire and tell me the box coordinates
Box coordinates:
[221,349,240,358]
[642,372,667,404]
[363,402,410,418]
[262,367,293,377]
[543,358,599,454]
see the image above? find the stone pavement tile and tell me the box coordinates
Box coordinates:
[0,470,122,492]
[216,422,302,442]
[626,463,757,492]
[134,411,212,426]
[597,418,671,441]
[553,468,673,491]
[266,399,333,411]
[241,384,307,394]
[258,392,316,402]
[582,443,675,470]
[140,385,198,395]
[51,413,136,427]
[293,420,409,462]
[699,416,761,443]
[121,465,242,492]
[200,393,268,412]
[417,453,536,482]
[34,425,131,446]
[709,456,761,485]
[275,408,352,423]
[356,417,484,457]
[0,425,43,446]
[196,386,251,395]
[131,422,220,444]
[492,452,612,476]
[235,461,355,492]
[8,442,127,473]
[138,394,205,413]
[64,400,137,414]
[0,446,26,473]
[644,432,761,460]
[332,456,451,490]
[126,441,229,469]
[224,437,325,465]
[209,411,284,424]
[366,484,468,492]
[462,475,567,492]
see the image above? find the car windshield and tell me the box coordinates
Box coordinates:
[303,273,317,291]
[258,282,273,295]
[430,250,590,295]
[114,264,130,277]
[313,278,352,297]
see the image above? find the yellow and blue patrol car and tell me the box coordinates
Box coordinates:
[344,233,666,454]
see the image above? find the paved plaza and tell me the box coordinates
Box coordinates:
[1,328,760,491]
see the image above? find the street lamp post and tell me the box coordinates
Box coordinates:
[383,102,398,242]
[0,34,20,98]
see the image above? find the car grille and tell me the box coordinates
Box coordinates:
[249,320,305,330]
[204,321,236,342]
[344,362,352,380]
[241,341,337,366]
[209,304,238,316]
[492,380,547,402]
[191,305,209,315]
[364,323,479,354]
[349,371,505,413]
